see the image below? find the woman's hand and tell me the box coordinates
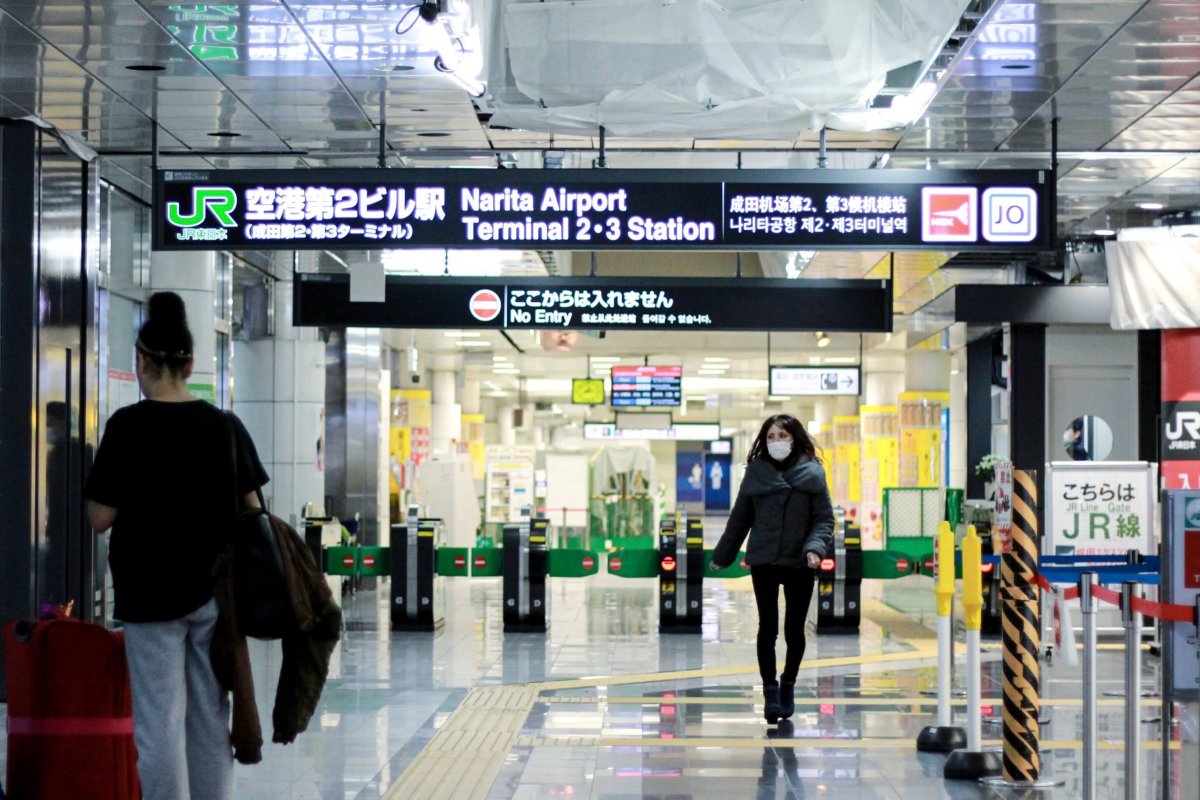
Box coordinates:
[739,558,750,571]
[805,552,821,569]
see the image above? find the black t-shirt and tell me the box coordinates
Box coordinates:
[85,400,268,622]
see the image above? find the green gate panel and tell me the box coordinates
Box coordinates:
[436,547,471,577]
[470,547,503,577]
[357,546,389,577]
[605,548,659,578]
[862,550,920,579]
[704,550,750,578]
[548,549,601,578]
[325,546,358,576]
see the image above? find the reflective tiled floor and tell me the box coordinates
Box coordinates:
[2,572,1198,799]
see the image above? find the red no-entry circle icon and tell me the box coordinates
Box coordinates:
[610,556,623,572]
[895,558,910,573]
[468,289,502,322]
[454,555,466,569]
[343,555,355,568]
[363,555,375,568]
[582,556,594,570]
[474,555,487,569]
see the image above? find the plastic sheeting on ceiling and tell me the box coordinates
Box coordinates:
[480,0,970,138]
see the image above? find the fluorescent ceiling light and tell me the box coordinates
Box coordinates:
[1093,228,1116,237]
[492,355,509,361]
[456,340,490,347]
[703,357,731,363]
[822,357,858,364]
[1137,202,1164,211]
[445,330,480,337]
[768,395,790,401]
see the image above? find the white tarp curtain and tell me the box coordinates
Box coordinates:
[1106,228,1200,329]
[591,445,656,495]
[483,0,969,138]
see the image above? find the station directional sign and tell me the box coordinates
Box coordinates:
[154,168,1052,252]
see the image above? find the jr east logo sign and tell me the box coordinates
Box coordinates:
[1164,401,1200,458]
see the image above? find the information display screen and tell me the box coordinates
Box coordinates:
[610,366,682,407]
[154,168,1052,252]
[571,378,605,405]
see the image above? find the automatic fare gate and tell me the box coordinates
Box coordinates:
[816,515,864,634]
[391,505,445,631]
[659,513,706,634]
[503,508,551,633]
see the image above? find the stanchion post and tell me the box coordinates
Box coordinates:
[944,525,1001,779]
[917,521,966,753]
[1122,581,1140,800]
[1080,571,1098,800]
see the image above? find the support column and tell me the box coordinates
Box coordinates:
[431,368,461,455]
[499,404,516,446]
[232,280,326,524]
[1009,325,1046,520]
[149,251,216,399]
[905,351,950,393]
[864,369,903,406]
[966,337,993,499]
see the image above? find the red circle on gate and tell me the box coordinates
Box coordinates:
[363,555,375,568]
[923,556,936,573]
[610,556,623,572]
[468,289,502,322]
[454,555,466,569]
[582,556,594,570]
[343,555,355,567]
[895,558,910,573]
[474,555,487,568]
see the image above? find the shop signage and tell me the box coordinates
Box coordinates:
[584,423,721,441]
[293,274,893,332]
[993,460,1014,553]
[1045,461,1157,557]
[769,366,860,396]
[153,168,1051,252]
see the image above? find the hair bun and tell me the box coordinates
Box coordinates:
[148,292,188,326]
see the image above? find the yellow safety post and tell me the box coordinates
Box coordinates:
[944,525,1001,779]
[916,521,965,752]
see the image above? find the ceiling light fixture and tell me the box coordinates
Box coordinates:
[815,332,831,348]
[125,64,165,72]
[703,357,731,363]
[1137,202,1164,211]
[207,131,241,138]
[1093,228,1116,237]
[455,340,490,347]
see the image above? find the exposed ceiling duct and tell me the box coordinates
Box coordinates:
[478,0,970,138]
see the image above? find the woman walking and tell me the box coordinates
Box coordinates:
[710,414,834,724]
[85,292,268,799]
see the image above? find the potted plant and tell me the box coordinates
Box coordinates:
[975,454,999,499]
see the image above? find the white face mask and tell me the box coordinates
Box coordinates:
[766,441,792,461]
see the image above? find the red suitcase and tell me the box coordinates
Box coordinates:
[4,618,141,799]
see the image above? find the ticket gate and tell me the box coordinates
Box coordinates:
[659,513,705,634]
[503,510,550,633]
[816,520,863,634]
[390,506,445,632]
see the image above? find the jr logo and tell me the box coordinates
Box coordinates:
[166,187,238,228]
[1166,411,1200,440]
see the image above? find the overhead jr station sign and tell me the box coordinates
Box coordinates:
[153,168,1052,252]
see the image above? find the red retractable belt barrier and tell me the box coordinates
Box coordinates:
[1035,571,1198,623]
[4,618,142,800]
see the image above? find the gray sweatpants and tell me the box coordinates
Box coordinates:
[123,598,233,800]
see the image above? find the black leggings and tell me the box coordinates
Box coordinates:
[750,563,816,685]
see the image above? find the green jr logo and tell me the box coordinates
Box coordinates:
[166,187,238,227]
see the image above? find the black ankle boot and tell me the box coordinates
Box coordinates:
[763,684,781,724]
[779,682,795,719]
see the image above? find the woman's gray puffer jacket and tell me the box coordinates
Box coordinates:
[711,456,834,569]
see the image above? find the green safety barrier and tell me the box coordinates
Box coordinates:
[605,548,659,578]
[325,546,359,576]
[436,547,471,577]
[547,549,601,578]
[862,550,920,578]
[704,550,751,578]
[470,547,503,577]
[358,546,389,577]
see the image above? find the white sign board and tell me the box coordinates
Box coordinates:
[769,366,860,396]
[1046,461,1157,557]
[993,460,1014,553]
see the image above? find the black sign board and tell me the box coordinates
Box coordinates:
[154,168,1052,252]
[292,275,893,332]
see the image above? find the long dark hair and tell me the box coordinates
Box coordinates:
[136,292,193,378]
[747,413,820,468]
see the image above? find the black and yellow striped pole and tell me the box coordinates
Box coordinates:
[995,469,1051,786]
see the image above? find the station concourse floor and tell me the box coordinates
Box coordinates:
[1,568,1195,799]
